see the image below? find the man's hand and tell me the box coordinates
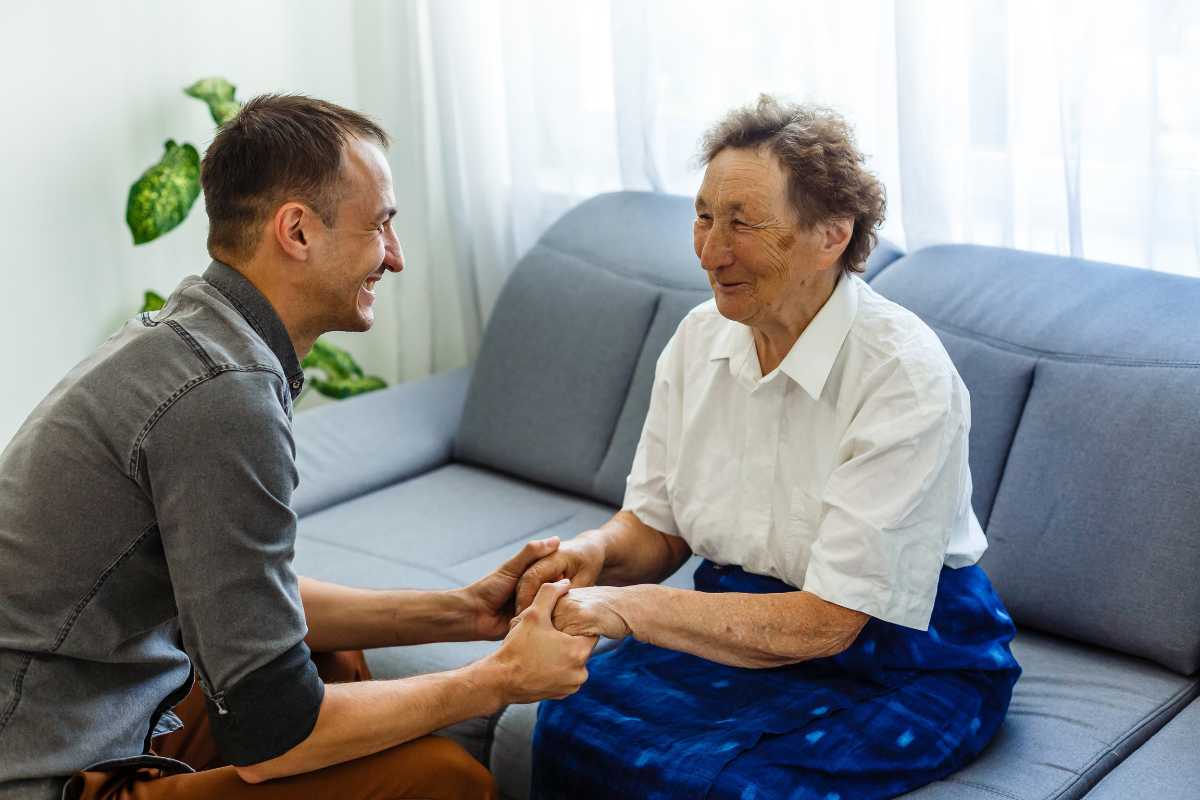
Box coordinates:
[514,533,606,614]
[490,579,596,704]
[551,586,633,640]
[459,537,561,640]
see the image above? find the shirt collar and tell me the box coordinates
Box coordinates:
[709,273,860,400]
[202,260,305,399]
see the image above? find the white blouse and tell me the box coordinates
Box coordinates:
[623,274,987,630]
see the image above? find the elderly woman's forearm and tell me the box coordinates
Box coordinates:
[615,584,868,669]
[591,511,692,586]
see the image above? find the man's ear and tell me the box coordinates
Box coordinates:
[273,202,313,261]
[820,217,854,268]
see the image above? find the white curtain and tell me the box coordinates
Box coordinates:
[381,0,1200,374]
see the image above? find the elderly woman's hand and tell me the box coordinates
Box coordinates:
[551,586,633,640]
[514,534,607,614]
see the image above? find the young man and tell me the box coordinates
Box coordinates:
[0,95,593,800]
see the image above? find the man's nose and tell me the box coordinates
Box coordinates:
[385,227,405,272]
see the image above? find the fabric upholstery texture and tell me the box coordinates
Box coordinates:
[591,289,707,505]
[922,329,1035,528]
[292,367,471,518]
[984,362,1200,674]
[296,463,614,576]
[1083,697,1200,799]
[453,248,660,498]
[871,245,1200,674]
[900,631,1198,800]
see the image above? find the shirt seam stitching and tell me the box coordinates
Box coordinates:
[127,365,287,481]
[48,521,161,655]
[205,269,302,382]
[0,653,33,739]
[164,320,217,372]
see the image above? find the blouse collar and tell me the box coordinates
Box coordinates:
[710,272,860,400]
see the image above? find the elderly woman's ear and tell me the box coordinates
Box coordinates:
[819,217,854,266]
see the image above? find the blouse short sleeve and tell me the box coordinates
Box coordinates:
[622,337,680,536]
[801,362,974,631]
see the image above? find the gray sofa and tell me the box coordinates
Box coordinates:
[290,191,1200,800]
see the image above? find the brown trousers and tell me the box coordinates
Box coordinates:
[68,652,496,800]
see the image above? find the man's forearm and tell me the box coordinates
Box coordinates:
[299,576,477,652]
[237,658,505,784]
[613,584,868,669]
[587,510,691,586]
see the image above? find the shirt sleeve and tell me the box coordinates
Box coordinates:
[801,361,972,631]
[140,369,323,766]
[622,336,680,535]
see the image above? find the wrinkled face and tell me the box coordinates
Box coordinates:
[693,147,830,329]
[309,137,403,332]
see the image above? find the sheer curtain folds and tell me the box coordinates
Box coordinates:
[383,0,1199,373]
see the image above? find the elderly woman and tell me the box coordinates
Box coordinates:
[515,96,1021,800]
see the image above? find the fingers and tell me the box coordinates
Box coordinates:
[529,578,572,618]
[515,553,566,614]
[497,537,560,580]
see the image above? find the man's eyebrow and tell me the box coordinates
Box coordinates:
[378,207,397,222]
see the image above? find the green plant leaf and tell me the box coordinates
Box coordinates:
[140,290,167,313]
[125,140,201,245]
[308,374,389,400]
[184,77,241,126]
[301,338,386,400]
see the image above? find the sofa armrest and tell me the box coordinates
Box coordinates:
[292,367,472,518]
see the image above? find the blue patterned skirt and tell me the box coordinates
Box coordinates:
[532,561,1020,800]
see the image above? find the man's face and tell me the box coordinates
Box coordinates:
[309,137,403,333]
[693,147,831,328]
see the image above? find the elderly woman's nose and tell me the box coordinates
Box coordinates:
[698,228,734,271]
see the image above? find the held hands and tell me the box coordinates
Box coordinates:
[492,579,597,704]
[460,537,563,640]
[513,530,633,640]
[473,535,634,706]
[514,532,606,614]
[550,585,632,640]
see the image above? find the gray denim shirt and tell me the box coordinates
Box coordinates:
[0,262,324,799]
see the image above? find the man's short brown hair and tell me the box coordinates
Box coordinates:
[699,95,886,273]
[200,94,390,262]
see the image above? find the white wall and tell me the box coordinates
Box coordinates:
[0,0,451,446]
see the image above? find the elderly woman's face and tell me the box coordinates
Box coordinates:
[693,147,834,330]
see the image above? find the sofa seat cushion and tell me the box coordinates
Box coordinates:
[295,462,615,577]
[1083,696,1200,799]
[901,629,1199,800]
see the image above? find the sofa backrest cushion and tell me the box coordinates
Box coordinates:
[455,191,904,507]
[872,245,1200,675]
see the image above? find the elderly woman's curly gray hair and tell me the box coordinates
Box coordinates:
[698,95,886,274]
